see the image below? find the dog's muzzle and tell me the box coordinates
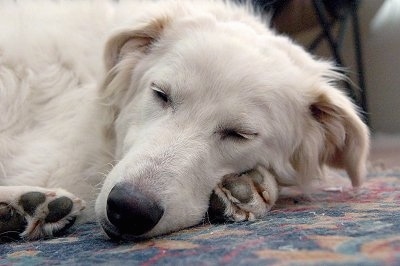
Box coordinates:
[104,182,164,239]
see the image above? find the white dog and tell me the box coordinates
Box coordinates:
[0,0,369,241]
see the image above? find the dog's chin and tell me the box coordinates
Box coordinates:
[98,213,207,242]
[99,223,167,242]
[98,218,146,242]
[100,222,120,241]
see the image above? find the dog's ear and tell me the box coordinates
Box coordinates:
[101,16,171,104]
[104,16,171,71]
[308,87,369,187]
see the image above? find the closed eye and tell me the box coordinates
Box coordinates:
[154,89,169,103]
[151,82,170,105]
[220,129,258,141]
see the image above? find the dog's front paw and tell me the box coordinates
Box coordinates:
[0,187,85,240]
[208,166,279,222]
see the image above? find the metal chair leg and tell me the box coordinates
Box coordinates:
[350,0,368,123]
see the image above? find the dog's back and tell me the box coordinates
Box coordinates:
[0,0,119,209]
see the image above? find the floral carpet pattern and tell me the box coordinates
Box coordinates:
[1,167,399,266]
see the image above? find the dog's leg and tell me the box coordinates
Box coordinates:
[208,166,279,222]
[0,186,85,240]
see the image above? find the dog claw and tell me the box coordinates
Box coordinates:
[261,190,270,202]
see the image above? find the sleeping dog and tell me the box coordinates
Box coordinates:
[0,0,369,241]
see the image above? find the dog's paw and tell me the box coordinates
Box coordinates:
[208,166,279,222]
[0,187,85,240]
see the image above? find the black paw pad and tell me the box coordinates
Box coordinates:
[45,197,73,223]
[19,192,46,216]
[0,203,13,221]
[0,203,27,241]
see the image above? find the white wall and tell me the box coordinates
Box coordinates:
[293,0,400,133]
[365,0,400,133]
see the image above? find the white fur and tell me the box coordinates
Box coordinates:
[0,0,369,239]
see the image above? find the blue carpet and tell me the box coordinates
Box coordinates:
[1,168,399,266]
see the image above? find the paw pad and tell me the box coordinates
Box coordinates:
[221,174,253,204]
[0,203,26,241]
[208,167,278,223]
[0,188,85,240]
[19,192,46,216]
[0,203,13,221]
[45,197,73,223]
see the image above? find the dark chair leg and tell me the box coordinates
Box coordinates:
[312,0,344,66]
[310,0,368,123]
[350,0,368,124]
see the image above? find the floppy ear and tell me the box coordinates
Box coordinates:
[309,87,370,187]
[101,16,171,104]
[104,16,171,71]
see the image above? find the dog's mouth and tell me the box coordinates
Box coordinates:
[98,219,128,241]
[98,216,153,241]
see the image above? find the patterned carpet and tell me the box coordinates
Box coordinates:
[1,166,399,266]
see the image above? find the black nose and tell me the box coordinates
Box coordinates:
[106,182,164,236]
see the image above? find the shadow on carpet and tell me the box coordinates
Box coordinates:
[1,167,399,266]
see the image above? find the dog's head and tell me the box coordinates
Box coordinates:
[95,1,369,240]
